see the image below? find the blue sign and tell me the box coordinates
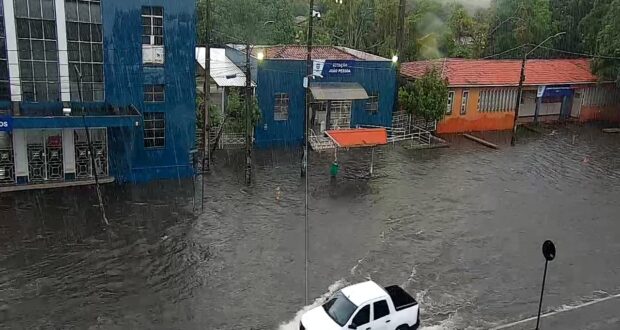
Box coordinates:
[323,61,355,76]
[543,86,573,98]
[0,116,13,132]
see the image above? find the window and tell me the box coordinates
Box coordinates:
[15,0,59,102]
[144,84,165,102]
[446,91,454,115]
[460,90,469,115]
[274,93,289,121]
[366,94,379,113]
[65,0,104,102]
[143,112,165,148]
[351,305,370,326]
[373,300,390,320]
[0,5,10,100]
[142,6,164,46]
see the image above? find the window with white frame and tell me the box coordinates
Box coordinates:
[366,94,379,113]
[460,90,469,115]
[65,0,104,102]
[143,112,165,148]
[15,0,60,102]
[274,93,289,121]
[447,91,454,114]
[144,84,165,103]
[142,7,163,46]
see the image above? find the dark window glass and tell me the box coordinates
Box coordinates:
[66,22,78,41]
[92,44,103,62]
[92,64,103,82]
[373,301,390,320]
[0,82,10,100]
[143,112,165,148]
[22,82,35,101]
[65,0,78,21]
[141,7,151,15]
[68,41,79,61]
[16,19,30,38]
[35,82,47,100]
[91,24,102,42]
[46,61,58,79]
[81,63,92,82]
[352,305,370,326]
[33,61,46,79]
[47,82,58,100]
[15,0,29,17]
[0,60,8,79]
[79,42,91,62]
[18,40,32,60]
[43,20,56,39]
[20,61,33,80]
[78,1,90,22]
[152,7,163,16]
[31,40,44,60]
[90,3,101,23]
[41,0,55,19]
[45,41,57,61]
[30,20,43,39]
[79,23,90,41]
[29,0,43,19]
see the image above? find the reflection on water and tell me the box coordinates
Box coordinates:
[1,124,619,329]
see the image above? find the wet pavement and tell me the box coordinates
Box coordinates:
[0,124,619,329]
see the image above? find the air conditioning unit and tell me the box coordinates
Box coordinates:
[143,45,165,65]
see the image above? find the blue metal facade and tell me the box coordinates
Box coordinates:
[6,0,197,183]
[102,0,196,182]
[255,59,397,148]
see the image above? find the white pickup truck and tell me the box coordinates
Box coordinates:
[300,281,420,330]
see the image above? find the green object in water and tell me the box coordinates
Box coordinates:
[330,162,340,176]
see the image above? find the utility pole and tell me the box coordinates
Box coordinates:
[245,41,252,185]
[74,65,109,226]
[202,0,211,171]
[511,32,565,146]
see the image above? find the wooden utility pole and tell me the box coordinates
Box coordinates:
[202,0,211,171]
[245,41,252,185]
[511,51,527,146]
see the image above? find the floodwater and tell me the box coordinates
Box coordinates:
[1,124,619,329]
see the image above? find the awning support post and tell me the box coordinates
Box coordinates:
[370,147,374,176]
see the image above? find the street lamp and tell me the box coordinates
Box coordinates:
[256,51,265,61]
[392,55,399,63]
[511,32,566,146]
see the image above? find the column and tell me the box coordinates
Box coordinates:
[3,0,22,101]
[12,129,27,183]
[55,0,71,102]
[62,128,75,179]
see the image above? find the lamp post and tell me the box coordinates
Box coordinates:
[510,32,565,146]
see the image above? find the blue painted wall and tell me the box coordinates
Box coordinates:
[102,0,197,182]
[254,59,397,148]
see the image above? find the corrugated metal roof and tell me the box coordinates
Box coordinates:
[326,128,388,148]
[195,47,254,87]
[400,58,598,87]
[310,82,369,100]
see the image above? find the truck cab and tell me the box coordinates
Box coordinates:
[300,281,420,330]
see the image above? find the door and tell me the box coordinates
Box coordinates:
[74,128,108,179]
[369,300,391,330]
[26,130,64,182]
[349,304,371,330]
[571,92,582,118]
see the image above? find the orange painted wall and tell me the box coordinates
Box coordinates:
[580,105,620,123]
[437,88,516,134]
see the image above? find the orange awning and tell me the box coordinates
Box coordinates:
[325,128,388,148]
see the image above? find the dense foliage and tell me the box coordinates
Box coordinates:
[198,0,620,82]
[399,68,449,124]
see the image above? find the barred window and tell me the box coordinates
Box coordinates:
[366,94,379,113]
[446,91,454,114]
[66,0,104,102]
[143,112,165,148]
[460,90,469,115]
[142,6,163,46]
[274,93,289,121]
[479,88,518,112]
[15,0,59,102]
[144,84,165,102]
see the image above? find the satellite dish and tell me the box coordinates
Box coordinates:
[542,240,556,261]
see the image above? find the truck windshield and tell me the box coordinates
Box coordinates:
[322,291,358,326]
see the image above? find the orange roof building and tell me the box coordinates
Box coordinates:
[401,58,620,133]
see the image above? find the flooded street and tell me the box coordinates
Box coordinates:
[1,125,619,329]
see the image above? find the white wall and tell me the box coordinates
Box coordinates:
[62,128,75,174]
[3,0,22,101]
[55,0,71,102]
[12,130,27,178]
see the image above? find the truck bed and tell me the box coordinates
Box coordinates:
[385,285,418,311]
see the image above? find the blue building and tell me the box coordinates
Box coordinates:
[0,0,196,190]
[227,45,397,148]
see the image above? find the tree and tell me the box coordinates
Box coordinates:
[591,0,620,83]
[224,89,261,134]
[399,67,449,127]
